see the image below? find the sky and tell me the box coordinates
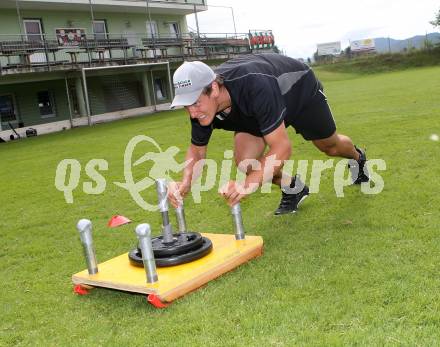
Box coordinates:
[186,0,440,59]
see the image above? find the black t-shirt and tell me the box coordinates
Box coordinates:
[191,53,320,146]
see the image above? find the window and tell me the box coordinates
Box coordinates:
[37,91,56,118]
[0,95,17,123]
[169,22,180,38]
[146,21,159,38]
[23,19,43,42]
[154,78,166,100]
[93,20,108,40]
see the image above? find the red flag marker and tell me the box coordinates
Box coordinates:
[108,215,131,228]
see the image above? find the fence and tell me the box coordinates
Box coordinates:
[0,32,251,74]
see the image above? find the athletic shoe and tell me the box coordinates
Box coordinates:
[349,146,369,184]
[274,176,310,215]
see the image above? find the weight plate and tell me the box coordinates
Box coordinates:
[128,236,213,268]
[151,232,203,257]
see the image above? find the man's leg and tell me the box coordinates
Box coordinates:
[234,132,309,215]
[292,86,369,184]
[312,132,369,184]
[312,132,359,160]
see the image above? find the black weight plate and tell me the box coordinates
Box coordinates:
[128,236,213,268]
[128,248,143,267]
[156,237,213,267]
[151,232,203,257]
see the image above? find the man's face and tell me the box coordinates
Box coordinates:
[185,91,218,126]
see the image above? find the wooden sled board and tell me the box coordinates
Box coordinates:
[72,233,263,302]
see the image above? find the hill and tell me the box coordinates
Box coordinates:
[374,32,440,53]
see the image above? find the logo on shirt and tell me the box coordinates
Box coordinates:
[174,79,192,89]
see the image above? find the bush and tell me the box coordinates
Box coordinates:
[314,47,440,74]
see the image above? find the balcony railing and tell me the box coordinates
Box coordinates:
[0,32,251,74]
[117,0,206,4]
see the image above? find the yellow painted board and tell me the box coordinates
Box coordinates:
[72,233,263,302]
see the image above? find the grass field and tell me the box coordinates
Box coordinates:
[1,66,440,346]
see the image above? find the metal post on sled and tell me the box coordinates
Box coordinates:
[156,179,175,244]
[135,223,158,283]
[231,203,245,240]
[175,202,187,233]
[76,219,98,275]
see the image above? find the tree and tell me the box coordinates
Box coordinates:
[313,50,320,62]
[430,8,440,28]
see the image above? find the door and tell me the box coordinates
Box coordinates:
[154,78,166,100]
[23,19,46,63]
[146,21,160,57]
[0,94,18,130]
[37,91,57,118]
[146,21,159,39]
[93,20,108,40]
[124,31,138,58]
[93,20,110,59]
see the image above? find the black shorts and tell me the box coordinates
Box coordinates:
[287,89,337,141]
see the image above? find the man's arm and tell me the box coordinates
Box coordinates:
[168,143,207,207]
[181,143,208,189]
[220,123,291,206]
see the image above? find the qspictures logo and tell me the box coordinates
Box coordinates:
[54,135,386,211]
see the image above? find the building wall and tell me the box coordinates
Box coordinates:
[0,79,70,127]
[0,70,172,127]
[0,4,194,131]
[92,12,188,37]
[0,5,182,127]
[0,9,189,61]
[0,9,188,39]
[0,9,22,34]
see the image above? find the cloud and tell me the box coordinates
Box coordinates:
[187,0,440,58]
[341,26,388,41]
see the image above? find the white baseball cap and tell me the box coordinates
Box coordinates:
[170,61,216,108]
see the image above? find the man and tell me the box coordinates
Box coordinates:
[168,53,368,214]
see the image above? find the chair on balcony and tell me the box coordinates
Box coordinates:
[44,40,64,64]
[184,37,223,58]
[0,41,34,68]
[81,38,131,64]
[105,38,132,63]
[186,35,251,57]
[141,37,185,59]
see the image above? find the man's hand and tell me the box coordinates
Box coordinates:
[167,181,190,208]
[219,180,257,206]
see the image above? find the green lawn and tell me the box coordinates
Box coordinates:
[1,66,440,346]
